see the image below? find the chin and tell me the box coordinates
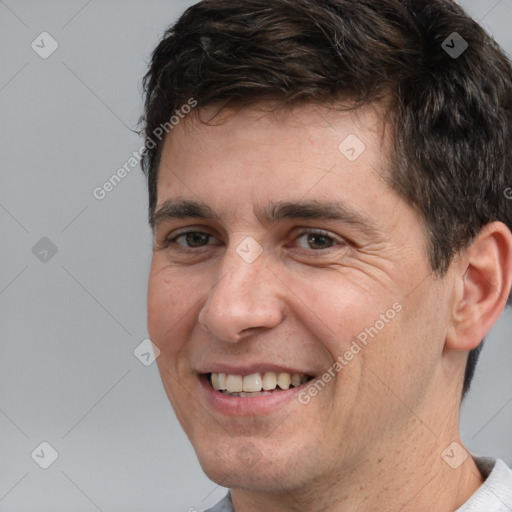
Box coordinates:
[201,461,294,493]
[194,438,313,494]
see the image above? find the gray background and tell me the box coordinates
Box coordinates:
[0,1,511,511]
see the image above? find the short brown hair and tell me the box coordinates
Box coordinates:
[141,0,512,397]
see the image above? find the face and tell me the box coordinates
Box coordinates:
[147,104,454,493]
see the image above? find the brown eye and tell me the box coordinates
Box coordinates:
[307,233,334,249]
[170,231,217,248]
[184,232,210,247]
[295,231,336,250]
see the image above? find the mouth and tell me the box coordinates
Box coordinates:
[198,366,319,415]
[203,371,314,397]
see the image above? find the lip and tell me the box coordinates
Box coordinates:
[199,374,311,416]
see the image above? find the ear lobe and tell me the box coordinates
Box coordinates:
[446,222,512,351]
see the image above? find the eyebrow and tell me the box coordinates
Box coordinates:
[261,200,380,238]
[151,199,220,228]
[151,198,379,237]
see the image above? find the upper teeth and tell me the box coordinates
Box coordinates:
[210,372,307,393]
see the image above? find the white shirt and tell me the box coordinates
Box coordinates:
[456,458,512,511]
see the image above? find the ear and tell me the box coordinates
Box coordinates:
[446,222,512,351]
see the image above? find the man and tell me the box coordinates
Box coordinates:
[141,0,512,510]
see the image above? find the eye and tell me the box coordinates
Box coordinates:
[167,231,219,248]
[294,230,339,250]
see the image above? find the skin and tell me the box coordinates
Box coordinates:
[147,103,512,511]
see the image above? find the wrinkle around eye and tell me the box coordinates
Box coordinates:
[325,244,408,298]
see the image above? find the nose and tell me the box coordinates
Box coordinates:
[198,247,285,342]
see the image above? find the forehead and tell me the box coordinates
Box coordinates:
[156,103,393,209]
[163,101,389,156]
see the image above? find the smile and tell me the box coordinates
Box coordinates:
[198,368,316,415]
[208,371,313,397]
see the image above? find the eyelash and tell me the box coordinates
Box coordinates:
[164,231,219,249]
[162,228,345,252]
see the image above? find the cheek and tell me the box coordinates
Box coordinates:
[297,272,392,350]
[147,276,171,343]
[147,267,194,354]
[355,281,450,413]
[301,273,410,396]
[147,270,199,415]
